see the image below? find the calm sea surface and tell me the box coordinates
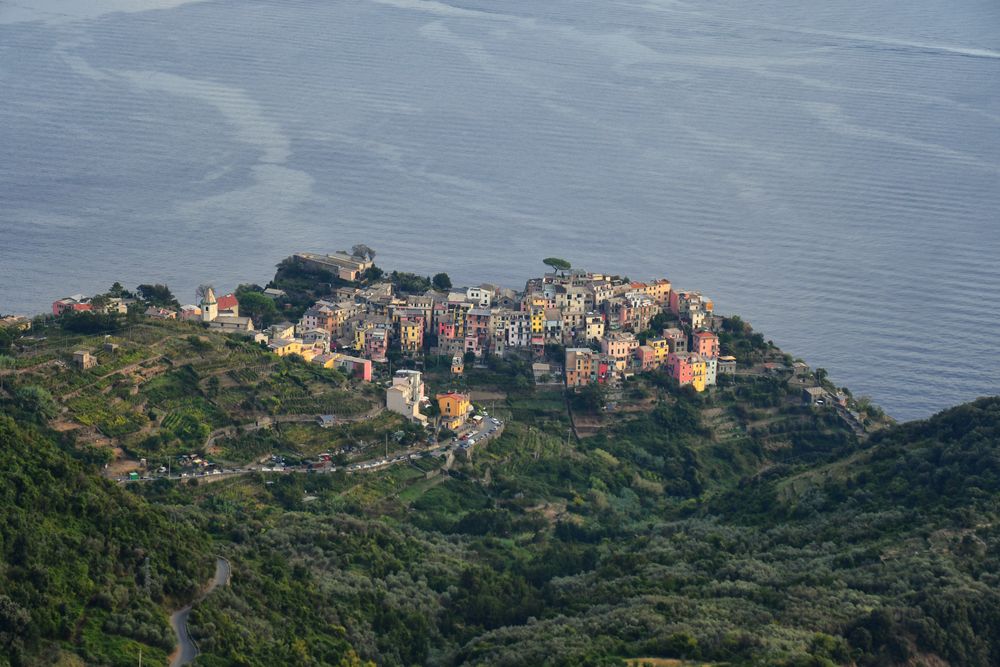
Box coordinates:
[1,0,998,420]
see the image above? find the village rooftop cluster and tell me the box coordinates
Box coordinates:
[39,251,734,403]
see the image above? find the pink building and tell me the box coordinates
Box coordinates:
[335,355,373,382]
[666,352,694,385]
[635,345,656,370]
[365,329,389,362]
[668,290,682,316]
[52,295,93,316]
[437,318,459,340]
[601,332,638,369]
[691,331,719,358]
[665,352,707,391]
[466,308,493,350]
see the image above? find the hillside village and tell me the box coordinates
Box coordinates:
[5,252,950,667]
[27,249,867,417]
[60,253,735,384]
[47,251,736,394]
[0,248,879,482]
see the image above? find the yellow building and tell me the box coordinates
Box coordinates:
[298,347,320,362]
[530,307,545,335]
[691,357,707,392]
[645,279,672,304]
[353,325,368,352]
[268,339,302,357]
[437,392,471,430]
[312,353,339,369]
[451,355,464,375]
[528,295,547,309]
[399,320,423,352]
[584,313,605,341]
[647,337,670,364]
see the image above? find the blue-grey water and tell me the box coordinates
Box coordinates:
[1,0,998,421]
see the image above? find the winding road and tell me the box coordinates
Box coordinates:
[169,557,231,667]
[119,418,506,484]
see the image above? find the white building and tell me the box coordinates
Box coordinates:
[704,356,717,387]
[506,313,531,348]
[201,287,253,333]
[386,370,427,423]
[466,286,492,308]
[201,288,218,323]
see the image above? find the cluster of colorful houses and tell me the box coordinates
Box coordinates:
[47,251,734,395]
[270,255,731,393]
[566,326,737,391]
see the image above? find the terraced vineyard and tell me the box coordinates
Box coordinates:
[5,318,376,465]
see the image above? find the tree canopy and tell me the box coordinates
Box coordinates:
[136,284,179,308]
[237,290,279,327]
[196,283,214,302]
[543,257,572,275]
[432,273,453,291]
[390,271,432,295]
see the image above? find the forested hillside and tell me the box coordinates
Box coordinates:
[176,397,1000,667]
[0,416,211,666]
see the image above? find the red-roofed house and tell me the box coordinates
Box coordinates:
[52,295,93,316]
[216,293,239,317]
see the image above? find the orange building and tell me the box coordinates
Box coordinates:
[437,392,471,430]
[565,347,596,387]
[645,279,672,304]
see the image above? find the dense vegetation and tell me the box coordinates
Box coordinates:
[182,396,1000,667]
[0,416,211,666]
[2,316,999,666]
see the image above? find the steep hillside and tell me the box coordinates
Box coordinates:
[3,312,999,666]
[167,395,1000,666]
[0,416,211,666]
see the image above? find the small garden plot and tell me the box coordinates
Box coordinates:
[226,367,260,384]
[141,365,201,406]
[508,388,569,431]
[217,429,288,463]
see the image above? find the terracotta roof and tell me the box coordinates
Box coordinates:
[436,392,470,401]
[217,293,239,311]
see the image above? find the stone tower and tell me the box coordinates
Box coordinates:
[201,287,218,323]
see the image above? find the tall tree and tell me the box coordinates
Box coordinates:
[237,291,279,327]
[542,257,572,276]
[196,284,214,302]
[136,284,178,308]
[432,273,452,291]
